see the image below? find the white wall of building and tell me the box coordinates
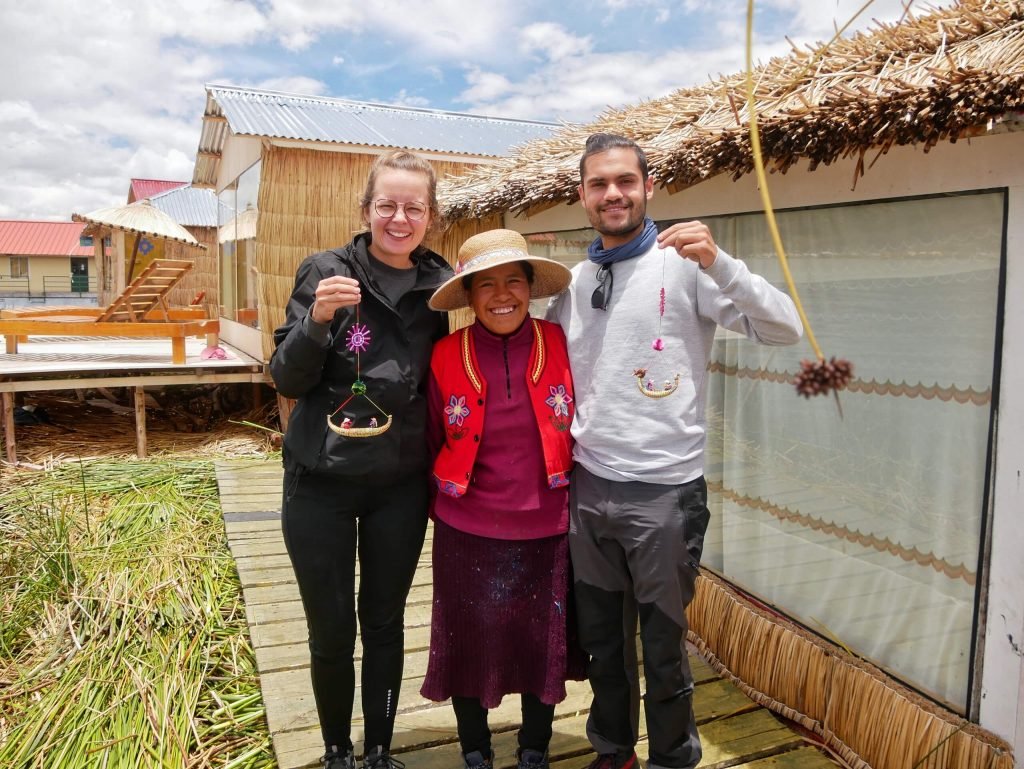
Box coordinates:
[502,129,1024,754]
[215,135,263,196]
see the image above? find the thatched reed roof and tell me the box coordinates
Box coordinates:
[72,200,204,248]
[441,0,1024,221]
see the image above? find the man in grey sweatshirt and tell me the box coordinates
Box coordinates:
[547,133,803,769]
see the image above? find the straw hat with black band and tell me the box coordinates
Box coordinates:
[429,229,572,311]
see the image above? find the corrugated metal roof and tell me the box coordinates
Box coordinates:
[192,84,560,188]
[148,185,228,228]
[128,179,188,203]
[211,85,557,155]
[0,220,95,257]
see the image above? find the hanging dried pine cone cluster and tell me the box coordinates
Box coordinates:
[793,357,854,398]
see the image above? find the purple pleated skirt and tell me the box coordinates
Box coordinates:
[420,517,587,709]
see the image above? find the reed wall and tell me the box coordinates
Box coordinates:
[687,571,1014,769]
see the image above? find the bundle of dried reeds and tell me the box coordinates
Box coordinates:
[686,571,1014,769]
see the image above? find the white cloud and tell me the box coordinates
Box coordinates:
[602,0,671,10]
[458,37,794,122]
[266,0,366,51]
[0,1,225,219]
[141,0,267,46]
[251,76,330,96]
[380,2,515,59]
[390,90,432,108]
[461,69,517,104]
[519,23,593,62]
[263,0,515,58]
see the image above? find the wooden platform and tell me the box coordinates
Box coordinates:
[215,458,839,769]
[0,260,214,365]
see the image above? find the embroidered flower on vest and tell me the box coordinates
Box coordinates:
[445,394,470,426]
[545,384,572,417]
[545,384,573,432]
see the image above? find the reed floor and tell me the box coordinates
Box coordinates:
[215,457,839,769]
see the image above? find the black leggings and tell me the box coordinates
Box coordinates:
[282,470,429,752]
[452,693,555,756]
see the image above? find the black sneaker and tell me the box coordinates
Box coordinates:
[586,751,638,769]
[322,746,355,769]
[463,750,494,769]
[364,746,406,769]
[516,748,549,769]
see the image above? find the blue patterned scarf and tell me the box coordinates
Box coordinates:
[587,217,658,265]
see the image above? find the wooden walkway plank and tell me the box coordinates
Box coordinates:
[733,746,839,768]
[213,458,837,769]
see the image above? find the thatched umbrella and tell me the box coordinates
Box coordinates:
[72,199,206,301]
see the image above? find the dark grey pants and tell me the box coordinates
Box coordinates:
[569,466,710,769]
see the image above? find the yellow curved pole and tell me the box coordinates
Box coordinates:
[744,0,823,361]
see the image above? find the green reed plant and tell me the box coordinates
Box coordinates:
[0,458,274,768]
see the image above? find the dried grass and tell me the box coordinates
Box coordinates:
[1,390,278,470]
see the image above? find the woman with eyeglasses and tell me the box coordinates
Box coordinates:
[270,150,454,769]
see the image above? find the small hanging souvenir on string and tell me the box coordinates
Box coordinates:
[327,306,392,437]
[635,250,681,399]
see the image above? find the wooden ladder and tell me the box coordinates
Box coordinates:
[97,259,194,323]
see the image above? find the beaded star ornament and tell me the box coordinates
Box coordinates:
[326,306,392,437]
[633,250,681,399]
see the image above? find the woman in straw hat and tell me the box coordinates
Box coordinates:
[270,150,453,769]
[421,229,585,769]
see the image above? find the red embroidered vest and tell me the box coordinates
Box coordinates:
[431,319,574,498]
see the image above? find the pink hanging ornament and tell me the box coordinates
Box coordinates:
[652,286,666,349]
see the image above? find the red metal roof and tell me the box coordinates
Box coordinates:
[128,179,188,203]
[0,220,95,256]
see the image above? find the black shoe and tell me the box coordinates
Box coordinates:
[586,751,638,769]
[517,748,549,769]
[364,746,406,769]
[323,746,355,769]
[463,750,494,769]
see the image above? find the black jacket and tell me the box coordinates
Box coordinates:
[271,233,453,479]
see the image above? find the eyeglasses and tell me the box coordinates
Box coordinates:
[591,265,613,310]
[372,199,428,221]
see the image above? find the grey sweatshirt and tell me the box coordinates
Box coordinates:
[547,244,802,484]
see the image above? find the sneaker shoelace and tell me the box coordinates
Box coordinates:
[367,753,405,769]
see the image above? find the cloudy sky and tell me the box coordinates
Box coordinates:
[1,0,951,221]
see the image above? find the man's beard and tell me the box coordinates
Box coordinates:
[590,200,646,238]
